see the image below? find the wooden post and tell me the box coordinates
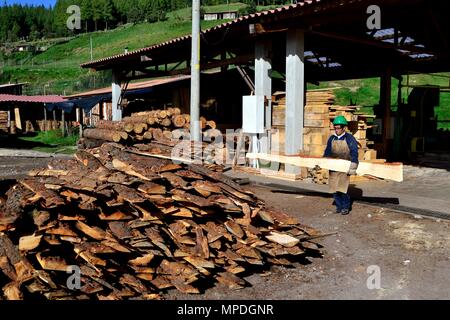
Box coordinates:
[43,107,47,132]
[61,110,66,137]
[285,29,305,174]
[77,108,83,138]
[380,67,392,159]
[7,106,11,128]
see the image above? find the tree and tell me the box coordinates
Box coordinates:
[103,0,116,30]
[92,0,103,31]
[81,0,93,32]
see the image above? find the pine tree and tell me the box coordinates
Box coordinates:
[78,0,91,32]
[103,0,116,30]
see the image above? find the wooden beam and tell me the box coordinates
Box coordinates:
[61,110,65,137]
[381,67,393,159]
[246,153,403,182]
[308,30,443,57]
[123,54,254,82]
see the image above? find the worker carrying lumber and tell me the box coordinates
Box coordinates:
[323,116,359,215]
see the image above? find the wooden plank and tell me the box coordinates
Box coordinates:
[14,108,22,130]
[19,234,42,251]
[246,153,403,182]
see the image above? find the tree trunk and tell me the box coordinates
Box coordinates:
[83,128,127,143]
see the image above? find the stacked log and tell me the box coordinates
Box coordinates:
[0,143,322,300]
[83,108,217,145]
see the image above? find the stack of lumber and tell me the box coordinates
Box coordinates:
[82,108,219,146]
[270,90,381,182]
[0,143,322,300]
[0,111,8,133]
[272,90,377,159]
[36,120,62,132]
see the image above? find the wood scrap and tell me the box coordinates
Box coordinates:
[0,142,322,300]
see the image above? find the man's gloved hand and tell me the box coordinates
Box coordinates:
[348,162,358,176]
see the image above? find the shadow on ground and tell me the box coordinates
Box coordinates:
[268,184,400,205]
[0,134,53,149]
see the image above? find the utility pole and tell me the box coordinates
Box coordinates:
[190,0,201,142]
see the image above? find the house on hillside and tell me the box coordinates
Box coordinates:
[203,10,239,21]
[0,83,26,95]
[15,43,35,52]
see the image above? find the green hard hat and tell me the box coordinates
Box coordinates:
[333,116,348,126]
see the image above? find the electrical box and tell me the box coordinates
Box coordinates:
[242,95,265,134]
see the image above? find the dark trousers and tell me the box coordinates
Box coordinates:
[334,192,351,211]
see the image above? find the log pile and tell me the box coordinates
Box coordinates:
[0,143,322,300]
[311,167,329,185]
[82,108,218,145]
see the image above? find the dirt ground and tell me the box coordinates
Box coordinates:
[1,155,449,300]
[0,157,56,180]
[167,185,450,300]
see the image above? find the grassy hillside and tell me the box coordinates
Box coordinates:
[0,4,449,128]
[0,2,280,96]
[0,7,226,96]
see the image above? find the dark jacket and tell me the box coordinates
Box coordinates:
[323,132,359,164]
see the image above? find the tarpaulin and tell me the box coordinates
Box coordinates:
[46,93,111,113]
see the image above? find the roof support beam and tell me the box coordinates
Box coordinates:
[380,66,393,159]
[111,70,122,121]
[285,29,305,174]
[309,30,440,57]
[255,39,273,155]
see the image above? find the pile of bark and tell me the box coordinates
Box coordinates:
[0,143,322,300]
[82,108,220,145]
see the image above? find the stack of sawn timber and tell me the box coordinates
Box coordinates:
[0,111,8,133]
[0,143,321,300]
[271,90,380,183]
[82,107,219,145]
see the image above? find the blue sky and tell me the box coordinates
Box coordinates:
[2,0,56,7]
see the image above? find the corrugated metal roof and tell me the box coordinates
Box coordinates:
[81,0,325,69]
[66,75,191,98]
[0,94,66,104]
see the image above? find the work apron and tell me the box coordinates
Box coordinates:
[329,138,351,194]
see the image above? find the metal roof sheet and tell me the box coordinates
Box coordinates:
[0,94,66,104]
[66,75,191,98]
